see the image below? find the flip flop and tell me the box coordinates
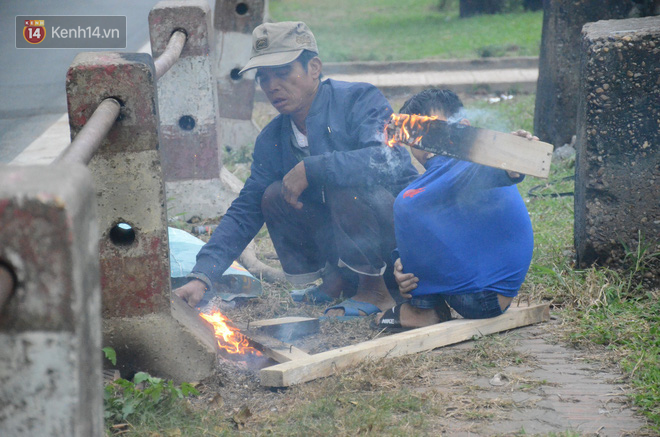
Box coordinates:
[375,301,452,333]
[323,298,381,319]
[375,304,407,333]
[290,285,335,304]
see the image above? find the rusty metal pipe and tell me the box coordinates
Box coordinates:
[154,30,187,80]
[54,98,121,165]
[0,263,15,312]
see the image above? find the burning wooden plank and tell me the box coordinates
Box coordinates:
[171,294,220,354]
[171,295,308,365]
[386,114,553,179]
[260,303,550,387]
[239,330,311,363]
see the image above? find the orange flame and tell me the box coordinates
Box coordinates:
[385,113,439,147]
[200,311,262,356]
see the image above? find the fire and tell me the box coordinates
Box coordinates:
[200,311,262,356]
[385,113,439,147]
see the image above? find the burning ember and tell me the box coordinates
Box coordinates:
[385,113,439,148]
[200,311,262,357]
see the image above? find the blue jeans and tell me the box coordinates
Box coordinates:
[410,290,509,319]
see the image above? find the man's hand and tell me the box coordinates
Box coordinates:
[282,161,309,209]
[393,257,418,299]
[174,279,207,308]
[508,129,540,178]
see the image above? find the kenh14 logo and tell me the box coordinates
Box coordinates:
[23,20,46,44]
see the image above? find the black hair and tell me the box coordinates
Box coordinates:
[297,49,323,79]
[399,88,464,118]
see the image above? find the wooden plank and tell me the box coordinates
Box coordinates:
[240,330,311,364]
[260,303,550,387]
[387,116,553,178]
[463,128,553,179]
[247,316,320,341]
[170,294,219,354]
[171,296,309,364]
[248,316,318,328]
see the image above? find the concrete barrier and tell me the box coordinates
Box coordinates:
[0,164,102,437]
[66,51,217,382]
[575,16,660,270]
[533,0,642,148]
[213,0,264,153]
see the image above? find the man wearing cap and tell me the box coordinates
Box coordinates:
[175,22,418,317]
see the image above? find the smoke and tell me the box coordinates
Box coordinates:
[447,107,468,125]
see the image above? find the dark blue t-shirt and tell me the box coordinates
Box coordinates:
[393,156,534,298]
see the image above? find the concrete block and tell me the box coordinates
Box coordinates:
[150,0,221,182]
[534,0,636,147]
[575,16,660,269]
[0,164,102,437]
[165,168,243,219]
[213,0,263,146]
[66,52,171,318]
[214,0,266,33]
[66,51,218,382]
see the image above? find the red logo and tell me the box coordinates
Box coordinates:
[403,187,425,198]
[23,20,46,44]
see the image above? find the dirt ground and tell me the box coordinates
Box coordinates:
[187,276,652,436]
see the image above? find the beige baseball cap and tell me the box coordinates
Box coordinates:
[239,21,318,74]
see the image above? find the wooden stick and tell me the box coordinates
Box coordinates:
[171,296,309,363]
[170,294,219,353]
[387,116,553,178]
[246,316,320,341]
[260,303,550,387]
[239,330,311,364]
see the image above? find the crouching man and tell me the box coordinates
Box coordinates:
[175,21,418,317]
[376,89,535,331]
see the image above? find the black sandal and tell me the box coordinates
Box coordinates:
[375,301,452,333]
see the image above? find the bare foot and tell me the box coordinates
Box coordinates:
[317,269,356,299]
[324,275,395,317]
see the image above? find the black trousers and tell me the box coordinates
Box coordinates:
[261,181,398,287]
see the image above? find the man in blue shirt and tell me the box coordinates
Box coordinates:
[377,89,535,331]
[175,22,418,317]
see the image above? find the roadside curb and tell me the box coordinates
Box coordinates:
[255,56,539,101]
[322,56,538,75]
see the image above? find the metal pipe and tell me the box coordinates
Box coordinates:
[0,263,15,312]
[54,98,121,165]
[154,30,187,80]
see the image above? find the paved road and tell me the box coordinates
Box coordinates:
[0,0,160,163]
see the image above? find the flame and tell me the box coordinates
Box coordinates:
[200,311,262,356]
[385,113,439,147]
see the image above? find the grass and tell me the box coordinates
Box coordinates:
[269,0,543,62]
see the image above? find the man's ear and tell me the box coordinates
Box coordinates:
[309,57,322,80]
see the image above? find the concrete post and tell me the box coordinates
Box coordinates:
[0,164,102,437]
[149,0,245,218]
[213,0,264,152]
[575,16,660,271]
[66,52,216,382]
[534,0,636,148]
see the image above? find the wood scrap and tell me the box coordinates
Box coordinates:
[260,303,550,387]
[246,316,320,341]
[170,294,219,354]
[239,330,310,363]
[386,115,553,178]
